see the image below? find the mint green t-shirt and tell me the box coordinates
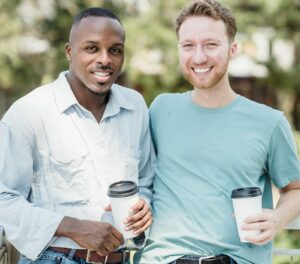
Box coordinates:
[138,93,300,264]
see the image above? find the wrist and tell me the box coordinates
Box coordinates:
[55,216,81,238]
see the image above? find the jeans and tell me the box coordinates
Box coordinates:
[19,248,130,264]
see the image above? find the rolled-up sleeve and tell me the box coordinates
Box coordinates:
[0,122,63,260]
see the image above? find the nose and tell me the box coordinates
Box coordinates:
[192,45,208,64]
[96,50,112,66]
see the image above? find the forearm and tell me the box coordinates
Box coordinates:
[275,186,300,228]
[55,216,82,238]
[0,188,63,259]
[55,216,124,254]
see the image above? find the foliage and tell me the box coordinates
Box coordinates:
[123,0,188,104]
[0,0,130,114]
[1,0,299,109]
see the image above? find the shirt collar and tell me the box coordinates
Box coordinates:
[53,71,79,114]
[53,71,136,115]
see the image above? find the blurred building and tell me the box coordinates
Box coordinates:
[229,28,295,110]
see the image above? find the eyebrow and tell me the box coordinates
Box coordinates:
[179,38,221,44]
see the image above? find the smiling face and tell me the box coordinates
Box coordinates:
[65,16,125,97]
[178,16,236,90]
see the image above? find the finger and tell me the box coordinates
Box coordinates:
[242,221,273,231]
[96,247,109,257]
[104,204,112,211]
[106,233,123,249]
[111,227,124,244]
[130,199,146,214]
[130,199,148,213]
[132,217,153,234]
[124,207,150,225]
[126,211,152,231]
[96,251,105,257]
[244,212,272,223]
[104,241,117,254]
[124,199,150,224]
[244,230,273,245]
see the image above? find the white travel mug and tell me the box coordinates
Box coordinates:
[231,187,262,242]
[107,181,139,239]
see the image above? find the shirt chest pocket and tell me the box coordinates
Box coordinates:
[117,148,141,184]
[47,130,90,206]
[50,155,90,206]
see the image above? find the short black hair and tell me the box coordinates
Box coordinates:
[72,7,121,26]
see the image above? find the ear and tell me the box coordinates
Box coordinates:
[229,42,238,59]
[65,43,71,61]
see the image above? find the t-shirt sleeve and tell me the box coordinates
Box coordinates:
[268,115,300,188]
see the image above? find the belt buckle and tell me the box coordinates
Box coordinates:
[86,249,108,264]
[199,255,214,264]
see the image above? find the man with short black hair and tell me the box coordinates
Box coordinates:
[0,7,154,264]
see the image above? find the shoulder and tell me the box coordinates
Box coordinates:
[9,83,53,112]
[150,92,187,111]
[112,84,146,109]
[113,84,144,100]
[239,96,283,123]
[1,82,55,132]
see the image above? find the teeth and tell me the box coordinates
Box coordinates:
[93,72,110,77]
[194,67,211,73]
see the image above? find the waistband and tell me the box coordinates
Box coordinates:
[174,254,236,264]
[50,247,129,264]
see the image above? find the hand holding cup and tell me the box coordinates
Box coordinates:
[231,187,262,242]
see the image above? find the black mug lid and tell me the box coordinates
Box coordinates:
[107,181,138,198]
[231,187,262,198]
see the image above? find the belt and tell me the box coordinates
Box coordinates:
[175,254,235,264]
[50,247,129,264]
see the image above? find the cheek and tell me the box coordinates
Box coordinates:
[216,47,230,58]
[179,52,189,67]
[118,58,125,68]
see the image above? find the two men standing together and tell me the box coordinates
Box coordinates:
[1,1,300,264]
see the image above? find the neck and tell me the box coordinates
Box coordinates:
[66,72,109,122]
[192,80,237,108]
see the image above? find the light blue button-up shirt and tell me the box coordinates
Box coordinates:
[0,72,155,260]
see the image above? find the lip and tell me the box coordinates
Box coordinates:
[91,69,113,83]
[192,66,213,75]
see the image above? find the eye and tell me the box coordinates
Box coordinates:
[207,42,217,48]
[180,43,194,50]
[85,46,97,53]
[110,47,123,55]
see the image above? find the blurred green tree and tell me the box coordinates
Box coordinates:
[0,0,128,116]
[226,0,300,129]
[1,0,299,124]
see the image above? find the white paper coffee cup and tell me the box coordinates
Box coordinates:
[107,181,139,239]
[231,187,262,242]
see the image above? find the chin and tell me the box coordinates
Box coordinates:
[91,89,110,97]
[89,83,113,95]
[195,83,214,89]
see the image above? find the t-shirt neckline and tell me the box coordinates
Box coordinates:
[185,91,243,113]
